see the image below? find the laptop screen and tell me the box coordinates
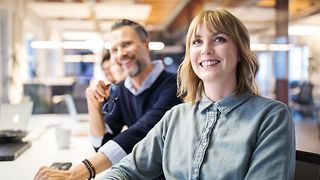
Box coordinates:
[0,102,33,131]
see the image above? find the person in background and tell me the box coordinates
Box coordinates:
[34,19,181,180]
[101,50,125,83]
[102,9,296,179]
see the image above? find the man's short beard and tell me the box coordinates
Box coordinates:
[127,60,145,77]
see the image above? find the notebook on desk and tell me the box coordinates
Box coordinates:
[0,102,33,131]
[0,141,31,161]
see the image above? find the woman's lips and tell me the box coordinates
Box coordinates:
[200,60,221,67]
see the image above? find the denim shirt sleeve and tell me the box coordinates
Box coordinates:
[244,106,295,180]
[102,110,170,180]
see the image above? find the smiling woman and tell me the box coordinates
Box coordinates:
[189,25,239,98]
[179,9,259,103]
[102,9,295,180]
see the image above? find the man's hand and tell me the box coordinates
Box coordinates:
[86,81,112,108]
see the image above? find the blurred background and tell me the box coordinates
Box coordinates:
[0,0,320,152]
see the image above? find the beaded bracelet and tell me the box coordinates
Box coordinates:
[82,159,92,179]
[85,159,96,179]
[82,159,96,179]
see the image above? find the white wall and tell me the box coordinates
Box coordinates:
[0,7,9,103]
[0,0,48,103]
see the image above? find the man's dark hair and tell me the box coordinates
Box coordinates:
[111,19,149,42]
[101,50,111,66]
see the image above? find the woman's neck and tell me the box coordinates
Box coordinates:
[203,80,237,102]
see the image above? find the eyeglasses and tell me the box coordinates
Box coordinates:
[102,84,119,115]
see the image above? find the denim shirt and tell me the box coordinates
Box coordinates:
[103,91,296,180]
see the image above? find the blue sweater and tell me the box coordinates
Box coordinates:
[100,70,182,153]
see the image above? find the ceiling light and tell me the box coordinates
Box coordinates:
[148,42,165,51]
[31,41,61,49]
[289,25,320,36]
[62,41,103,51]
[104,41,165,51]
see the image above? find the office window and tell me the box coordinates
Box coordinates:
[289,46,309,82]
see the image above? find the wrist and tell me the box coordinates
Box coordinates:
[69,164,89,180]
[88,100,102,111]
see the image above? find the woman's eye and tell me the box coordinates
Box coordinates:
[192,39,202,45]
[214,36,226,43]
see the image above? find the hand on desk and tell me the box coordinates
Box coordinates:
[34,166,74,180]
[34,152,112,180]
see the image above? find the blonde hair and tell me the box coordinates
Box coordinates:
[177,9,259,103]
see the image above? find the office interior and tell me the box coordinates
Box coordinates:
[0,0,320,178]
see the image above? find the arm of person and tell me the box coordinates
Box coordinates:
[244,106,295,180]
[34,152,112,180]
[102,110,171,179]
[86,81,124,151]
[87,84,125,151]
[86,81,111,137]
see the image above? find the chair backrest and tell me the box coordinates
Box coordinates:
[297,82,313,104]
[295,150,320,180]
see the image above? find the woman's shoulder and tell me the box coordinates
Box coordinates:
[173,101,195,109]
[164,102,194,116]
[249,95,290,110]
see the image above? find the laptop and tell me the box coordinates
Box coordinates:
[0,102,33,161]
[64,94,88,123]
[0,102,34,131]
[63,94,89,135]
[0,141,31,161]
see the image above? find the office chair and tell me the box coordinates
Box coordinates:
[295,150,320,180]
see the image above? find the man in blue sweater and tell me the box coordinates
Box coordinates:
[34,19,181,180]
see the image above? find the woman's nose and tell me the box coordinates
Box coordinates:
[201,45,214,55]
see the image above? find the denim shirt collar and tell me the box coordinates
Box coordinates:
[198,91,252,115]
[124,60,164,96]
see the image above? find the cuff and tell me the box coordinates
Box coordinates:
[89,134,104,148]
[98,140,127,165]
[89,124,113,148]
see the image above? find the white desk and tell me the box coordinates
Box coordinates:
[0,114,100,179]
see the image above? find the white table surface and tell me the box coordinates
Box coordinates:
[0,114,104,179]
